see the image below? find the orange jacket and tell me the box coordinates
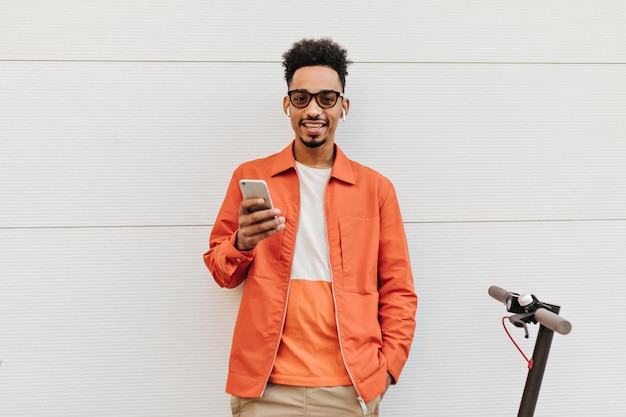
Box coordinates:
[204,142,417,403]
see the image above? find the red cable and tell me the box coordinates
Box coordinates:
[502,316,534,370]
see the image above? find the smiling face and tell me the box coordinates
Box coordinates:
[283,66,350,164]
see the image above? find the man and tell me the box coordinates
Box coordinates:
[204,38,417,417]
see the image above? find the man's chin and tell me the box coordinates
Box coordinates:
[299,135,326,149]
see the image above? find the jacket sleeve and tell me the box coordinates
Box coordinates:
[203,173,254,289]
[377,183,418,383]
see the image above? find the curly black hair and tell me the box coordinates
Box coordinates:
[282,38,352,91]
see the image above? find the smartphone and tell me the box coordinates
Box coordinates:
[239,179,274,213]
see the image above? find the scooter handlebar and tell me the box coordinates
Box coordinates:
[488,285,572,335]
[535,308,572,335]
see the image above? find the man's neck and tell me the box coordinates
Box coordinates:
[293,142,335,168]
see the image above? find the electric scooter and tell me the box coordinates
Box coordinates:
[488,286,572,417]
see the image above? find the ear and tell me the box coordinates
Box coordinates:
[283,96,290,116]
[341,98,350,117]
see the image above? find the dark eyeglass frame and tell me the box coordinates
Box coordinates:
[287,89,344,109]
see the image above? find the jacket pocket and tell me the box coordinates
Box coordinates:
[338,216,379,293]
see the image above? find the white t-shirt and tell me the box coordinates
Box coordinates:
[290,161,332,282]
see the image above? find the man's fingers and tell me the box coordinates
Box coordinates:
[244,216,285,234]
[239,198,266,214]
[236,213,285,251]
[240,197,281,216]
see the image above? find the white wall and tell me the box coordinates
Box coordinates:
[1,1,625,416]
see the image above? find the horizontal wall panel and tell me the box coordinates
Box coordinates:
[0,226,235,417]
[397,220,626,416]
[1,1,625,63]
[2,62,624,227]
[347,63,626,223]
[1,221,625,416]
[0,61,292,228]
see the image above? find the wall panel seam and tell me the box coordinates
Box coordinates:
[2,218,625,231]
[2,59,626,65]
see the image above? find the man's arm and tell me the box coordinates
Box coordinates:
[377,184,418,384]
[203,174,285,288]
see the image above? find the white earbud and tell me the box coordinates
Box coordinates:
[342,108,346,121]
[286,108,290,117]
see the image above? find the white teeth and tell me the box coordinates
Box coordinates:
[304,123,324,128]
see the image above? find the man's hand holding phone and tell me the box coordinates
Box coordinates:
[236,180,285,251]
[236,199,285,251]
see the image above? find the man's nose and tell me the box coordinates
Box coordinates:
[304,98,323,116]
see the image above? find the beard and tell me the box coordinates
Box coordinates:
[298,134,327,148]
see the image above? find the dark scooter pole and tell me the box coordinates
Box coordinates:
[488,286,572,417]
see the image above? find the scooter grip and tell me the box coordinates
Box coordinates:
[488,285,512,304]
[534,308,572,335]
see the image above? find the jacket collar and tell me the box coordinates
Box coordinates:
[270,140,356,185]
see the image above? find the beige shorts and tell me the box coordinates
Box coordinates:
[231,383,381,417]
